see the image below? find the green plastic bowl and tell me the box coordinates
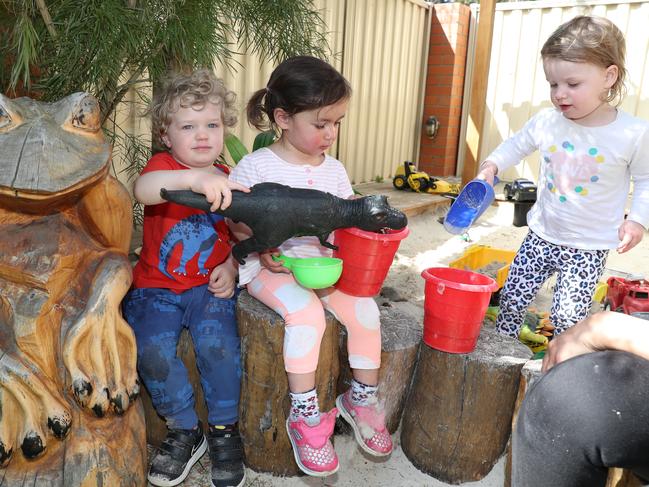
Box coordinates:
[273,255,343,289]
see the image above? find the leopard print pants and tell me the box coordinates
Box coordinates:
[496,230,608,338]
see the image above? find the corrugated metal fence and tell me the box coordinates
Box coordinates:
[113,0,431,187]
[461,0,649,182]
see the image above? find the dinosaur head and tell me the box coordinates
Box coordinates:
[356,195,408,232]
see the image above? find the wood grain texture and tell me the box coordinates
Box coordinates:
[337,304,422,433]
[461,0,497,186]
[401,325,530,484]
[0,93,144,486]
[236,291,339,476]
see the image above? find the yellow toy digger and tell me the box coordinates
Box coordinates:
[392,161,460,196]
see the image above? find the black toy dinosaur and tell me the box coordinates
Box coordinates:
[161,182,408,264]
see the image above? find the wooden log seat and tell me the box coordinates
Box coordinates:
[401,325,531,484]
[336,303,422,433]
[236,291,340,476]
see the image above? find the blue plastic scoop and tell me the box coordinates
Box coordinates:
[443,179,495,234]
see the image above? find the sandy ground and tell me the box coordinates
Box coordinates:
[154,184,649,486]
[384,186,649,314]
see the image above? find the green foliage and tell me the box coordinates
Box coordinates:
[1,0,329,225]
[223,130,275,166]
[2,1,329,111]
[374,175,384,183]
[224,133,249,165]
[252,130,276,153]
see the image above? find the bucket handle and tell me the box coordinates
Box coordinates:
[437,283,445,294]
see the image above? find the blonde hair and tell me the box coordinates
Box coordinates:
[148,69,237,147]
[541,15,627,106]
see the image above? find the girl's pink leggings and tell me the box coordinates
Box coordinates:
[247,268,382,374]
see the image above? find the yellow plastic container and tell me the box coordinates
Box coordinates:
[449,245,516,290]
[593,281,608,303]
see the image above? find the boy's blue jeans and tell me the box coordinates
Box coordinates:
[122,285,241,430]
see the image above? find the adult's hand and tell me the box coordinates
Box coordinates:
[542,318,600,372]
[543,311,649,372]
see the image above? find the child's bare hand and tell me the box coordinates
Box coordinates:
[208,258,237,298]
[617,220,645,253]
[260,250,291,274]
[476,161,498,186]
[190,173,249,212]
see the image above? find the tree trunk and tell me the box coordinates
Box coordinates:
[401,325,530,484]
[236,291,339,476]
[337,303,422,433]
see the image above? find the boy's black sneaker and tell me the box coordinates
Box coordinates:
[147,423,207,487]
[207,424,245,487]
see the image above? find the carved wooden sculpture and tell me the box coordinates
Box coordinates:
[0,92,145,485]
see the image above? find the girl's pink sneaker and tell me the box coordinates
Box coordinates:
[285,408,339,477]
[336,390,393,456]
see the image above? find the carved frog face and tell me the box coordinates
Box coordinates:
[0,92,109,210]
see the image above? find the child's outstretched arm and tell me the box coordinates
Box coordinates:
[133,169,249,211]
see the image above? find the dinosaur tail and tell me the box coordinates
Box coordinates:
[160,189,213,212]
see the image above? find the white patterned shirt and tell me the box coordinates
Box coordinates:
[229,147,354,285]
[485,108,649,249]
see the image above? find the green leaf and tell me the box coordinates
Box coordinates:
[224,133,249,165]
[252,130,276,152]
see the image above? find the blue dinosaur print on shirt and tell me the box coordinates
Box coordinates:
[158,213,223,279]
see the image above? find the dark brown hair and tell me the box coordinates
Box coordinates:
[246,56,351,131]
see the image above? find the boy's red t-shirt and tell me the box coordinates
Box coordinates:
[132,152,233,291]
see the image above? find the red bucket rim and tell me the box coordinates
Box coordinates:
[338,226,410,241]
[421,267,497,292]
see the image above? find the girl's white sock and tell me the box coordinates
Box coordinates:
[289,388,321,425]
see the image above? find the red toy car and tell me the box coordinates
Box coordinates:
[603,277,649,314]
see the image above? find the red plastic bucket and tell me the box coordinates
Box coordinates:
[333,226,410,297]
[421,267,497,353]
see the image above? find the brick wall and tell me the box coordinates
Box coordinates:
[418,3,471,176]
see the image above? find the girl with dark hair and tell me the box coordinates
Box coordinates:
[229,56,393,477]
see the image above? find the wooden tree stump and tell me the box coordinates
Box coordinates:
[337,303,422,433]
[504,358,542,487]
[401,325,530,484]
[140,329,209,446]
[236,291,339,476]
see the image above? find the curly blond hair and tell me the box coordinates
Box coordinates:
[541,16,627,106]
[148,69,237,148]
